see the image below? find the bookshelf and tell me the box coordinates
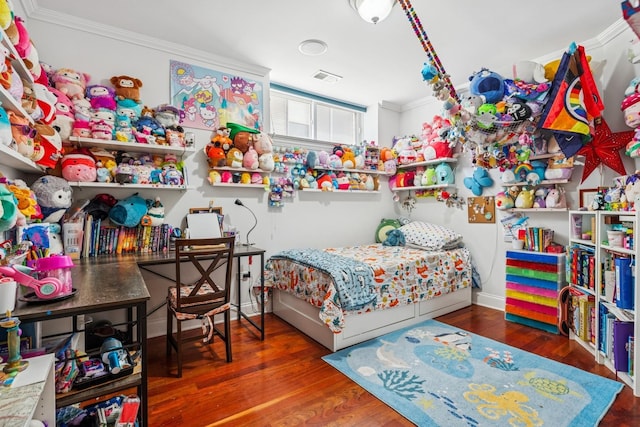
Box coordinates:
[567,210,639,396]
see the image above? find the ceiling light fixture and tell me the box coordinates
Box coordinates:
[349,0,396,24]
[298,39,328,56]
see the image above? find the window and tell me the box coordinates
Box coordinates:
[270,84,365,144]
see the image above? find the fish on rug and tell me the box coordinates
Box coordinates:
[323,319,623,426]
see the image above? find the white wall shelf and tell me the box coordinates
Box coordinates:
[67,181,189,190]
[0,143,45,173]
[68,137,196,156]
[396,157,457,170]
[393,184,453,192]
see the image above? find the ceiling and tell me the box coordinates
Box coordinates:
[28,0,623,109]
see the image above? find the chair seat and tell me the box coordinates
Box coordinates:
[168,284,228,316]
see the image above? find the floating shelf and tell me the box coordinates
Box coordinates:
[0,143,44,173]
[67,181,189,190]
[393,184,454,192]
[396,157,457,170]
[68,137,196,156]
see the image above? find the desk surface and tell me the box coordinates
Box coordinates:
[13,258,150,321]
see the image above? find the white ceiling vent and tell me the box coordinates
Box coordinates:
[313,70,342,83]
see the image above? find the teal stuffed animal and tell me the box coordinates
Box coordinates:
[383,229,405,246]
[108,193,148,228]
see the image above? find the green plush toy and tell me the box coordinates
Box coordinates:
[375,218,401,243]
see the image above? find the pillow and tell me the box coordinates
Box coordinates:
[399,221,463,250]
[375,218,402,243]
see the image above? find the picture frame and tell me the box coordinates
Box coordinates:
[189,207,223,215]
[579,188,599,209]
[186,207,224,239]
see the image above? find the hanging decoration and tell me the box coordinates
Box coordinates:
[576,117,634,182]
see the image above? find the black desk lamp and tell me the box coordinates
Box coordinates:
[234,199,257,246]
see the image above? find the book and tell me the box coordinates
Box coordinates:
[614,257,634,310]
[613,320,634,372]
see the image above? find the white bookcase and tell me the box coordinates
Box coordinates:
[568,210,639,396]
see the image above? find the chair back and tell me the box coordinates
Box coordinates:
[174,236,235,310]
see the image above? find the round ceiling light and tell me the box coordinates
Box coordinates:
[298,39,328,56]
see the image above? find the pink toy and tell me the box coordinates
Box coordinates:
[243,146,259,170]
[72,120,91,138]
[86,84,116,111]
[0,264,65,299]
[13,17,30,58]
[51,67,91,100]
[90,119,114,140]
[61,150,97,182]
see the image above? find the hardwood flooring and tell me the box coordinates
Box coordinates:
[147,305,639,426]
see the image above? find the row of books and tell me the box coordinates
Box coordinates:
[568,243,595,291]
[599,303,635,375]
[522,227,554,252]
[81,215,174,257]
[569,287,595,344]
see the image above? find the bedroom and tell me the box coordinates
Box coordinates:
[0,0,638,425]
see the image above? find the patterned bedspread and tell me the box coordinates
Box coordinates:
[265,244,472,333]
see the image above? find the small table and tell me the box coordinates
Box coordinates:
[233,246,266,340]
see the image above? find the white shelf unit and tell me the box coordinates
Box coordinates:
[502,179,569,213]
[68,137,196,157]
[567,210,639,396]
[0,353,55,426]
[393,157,457,193]
[0,143,44,173]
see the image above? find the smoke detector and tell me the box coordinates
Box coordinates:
[313,70,342,83]
[298,39,328,56]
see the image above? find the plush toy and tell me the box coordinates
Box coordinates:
[469,68,505,104]
[545,187,567,209]
[72,97,92,122]
[544,156,574,180]
[85,84,116,111]
[51,68,91,101]
[341,147,356,169]
[227,122,259,153]
[0,104,10,146]
[383,229,406,247]
[47,223,64,255]
[154,104,185,129]
[0,184,18,232]
[33,82,58,125]
[533,187,549,208]
[72,120,91,138]
[61,149,97,182]
[435,162,455,185]
[621,92,640,128]
[110,75,143,102]
[31,175,73,224]
[226,147,243,168]
[512,60,547,84]
[13,17,30,58]
[254,132,273,155]
[116,98,143,120]
[33,123,63,169]
[8,110,38,157]
[90,119,114,140]
[515,188,535,209]
[207,170,221,185]
[160,164,184,185]
[258,152,275,172]
[108,193,147,228]
[7,181,41,221]
[494,191,514,210]
[21,80,37,116]
[243,146,259,170]
[48,87,75,141]
[144,197,164,227]
[464,167,493,196]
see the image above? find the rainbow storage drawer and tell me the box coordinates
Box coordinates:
[505,250,565,334]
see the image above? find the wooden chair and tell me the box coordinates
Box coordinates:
[166,236,235,377]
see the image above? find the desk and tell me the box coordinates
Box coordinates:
[136,246,267,340]
[12,258,150,427]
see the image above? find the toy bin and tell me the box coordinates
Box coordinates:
[35,255,74,296]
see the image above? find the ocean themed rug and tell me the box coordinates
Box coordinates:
[323,320,622,426]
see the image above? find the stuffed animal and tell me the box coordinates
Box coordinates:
[8,110,38,159]
[33,123,63,169]
[0,105,11,146]
[48,87,75,141]
[254,132,273,155]
[227,122,259,153]
[243,146,259,170]
[109,193,147,228]
[383,229,406,247]
[73,97,92,122]
[145,197,164,227]
[435,162,455,185]
[7,180,41,222]
[61,149,97,182]
[85,84,116,111]
[110,75,143,102]
[31,175,73,224]
[469,68,505,104]
[72,120,91,138]
[341,147,356,169]
[258,152,275,172]
[494,191,514,210]
[154,104,184,129]
[226,147,243,168]
[515,188,535,209]
[33,83,58,125]
[116,98,143,120]
[207,170,221,185]
[13,17,30,58]
[0,184,18,232]
[51,68,91,101]
[545,187,567,209]
[464,167,493,196]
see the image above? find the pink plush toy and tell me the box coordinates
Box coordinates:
[254,132,273,154]
[242,146,259,170]
[13,17,30,58]
[86,84,116,111]
[51,68,91,100]
[61,149,97,182]
[90,119,114,140]
[49,87,75,141]
[72,120,91,138]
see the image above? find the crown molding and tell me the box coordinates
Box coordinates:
[20,0,271,79]
[378,100,402,113]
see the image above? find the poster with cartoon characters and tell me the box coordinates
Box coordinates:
[170,60,263,131]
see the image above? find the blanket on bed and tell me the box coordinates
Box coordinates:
[270,248,376,310]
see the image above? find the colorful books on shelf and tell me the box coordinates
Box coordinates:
[569,287,595,342]
[614,256,634,310]
[523,227,554,252]
[568,243,595,290]
[613,320,634,373]
[80,215,173,257]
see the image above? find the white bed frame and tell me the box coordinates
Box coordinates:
[273,286,472,352]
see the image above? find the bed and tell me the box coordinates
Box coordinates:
[265,220,473,352]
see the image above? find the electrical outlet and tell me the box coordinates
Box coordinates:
[242,271,251,281]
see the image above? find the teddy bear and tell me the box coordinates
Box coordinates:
[86,84,117,111]
[51,68,91,101]
[110,75,143,102]
[31,175,73,224]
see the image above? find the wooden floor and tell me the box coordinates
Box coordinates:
[147,305,639,426]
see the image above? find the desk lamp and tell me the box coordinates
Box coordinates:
[234,199,257,246]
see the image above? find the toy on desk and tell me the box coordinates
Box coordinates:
[0,313,28,374]
[0,263,64,299]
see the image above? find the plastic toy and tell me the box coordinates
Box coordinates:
[463,167,493,196]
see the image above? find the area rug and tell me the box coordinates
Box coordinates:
[322,320,623,426]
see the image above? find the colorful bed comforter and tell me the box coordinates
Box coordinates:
[265,244,472,333]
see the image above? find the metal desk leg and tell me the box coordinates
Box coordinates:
[259,252,265,340]
[138,300,148,427]
[236,256,242,321]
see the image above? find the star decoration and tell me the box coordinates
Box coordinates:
[576,117,634,182]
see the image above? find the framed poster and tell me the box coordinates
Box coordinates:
[170,60,264,132]
[579,188,599,209]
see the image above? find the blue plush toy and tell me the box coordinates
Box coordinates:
[469,68,505,104]
[435,162,455,185]
[383,229,405,247]
[464,167,493,196]
[108,193,148,228]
